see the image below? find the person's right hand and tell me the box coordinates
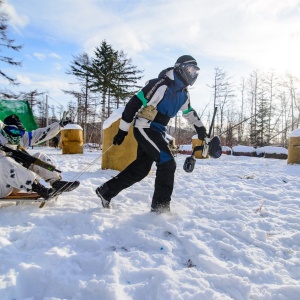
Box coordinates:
[59,111,72,127]
[197,126,207,140]
[113,129,128,145]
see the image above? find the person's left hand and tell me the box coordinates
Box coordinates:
[113,129,128,145]
[59,111,72,127]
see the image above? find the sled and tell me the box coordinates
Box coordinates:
[0,192,57,208]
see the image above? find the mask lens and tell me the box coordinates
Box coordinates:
[185,65,200,78]
[6,125,25,136]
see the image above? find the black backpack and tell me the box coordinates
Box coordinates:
[209,136,222,158]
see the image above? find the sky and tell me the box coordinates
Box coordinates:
[1,147,300,299]
[2,0,300,114]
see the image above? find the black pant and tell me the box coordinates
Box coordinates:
[104,127,176,209]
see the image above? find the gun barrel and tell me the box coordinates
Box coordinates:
[0,144,61,173]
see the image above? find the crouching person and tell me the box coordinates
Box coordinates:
[0,114,80,200]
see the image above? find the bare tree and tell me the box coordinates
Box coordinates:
[66,53,95,124]
[283,73,299,130]
[247,70,260,145]
[237,77,246,142]
[208,67,235,136]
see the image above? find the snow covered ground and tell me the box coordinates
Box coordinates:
[1,148,300,300]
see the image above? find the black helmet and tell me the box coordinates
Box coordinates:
[174,55,200,86]
[3,114,26,137]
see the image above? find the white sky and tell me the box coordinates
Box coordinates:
[2,0,300,113]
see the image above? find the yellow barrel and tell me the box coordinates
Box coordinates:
[287,129,300,164]
[61,124,83,154]
[102,118,137,171]
[192,135,208,159]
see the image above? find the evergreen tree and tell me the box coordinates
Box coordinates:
[66,41,143,144]
[66,52,95,124]
[87,41,116,122]
[111,50,143,109]
[248,71,260,145]
[256,83,270,146]
[0,0,22,84]
[88,40,143,121]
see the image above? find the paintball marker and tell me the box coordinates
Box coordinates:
[0,144,61,173]
[183,106,218,173]
[202,106,218,158]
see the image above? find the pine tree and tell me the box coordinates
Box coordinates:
[88,40,143,121]
[0,0,22,84]
[66,52,95,124]
[66,41,143,144]
[111,50,143,109]
[256,83,270,146]
[248,71,260,146]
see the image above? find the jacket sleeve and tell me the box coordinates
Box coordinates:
[20,122,61,149]
[119,77,168,132]
[119,79,154,132]
[181,92,204,129]
[119,94,143,132]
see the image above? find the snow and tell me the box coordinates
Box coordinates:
[180,145,287,155]
[179,145,192,151]
[232,145,256,153]
[289,128,300,137]
[103,107,125,130]
[61,124,83,130]
[256,146,288,155]
[84,143,100,149]
[1,148,300,300]
[222,146,232,152]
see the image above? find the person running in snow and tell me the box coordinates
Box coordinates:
[96,55,206,213]
[0,114,80,200]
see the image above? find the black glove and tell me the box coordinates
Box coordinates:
[59,111,72,127]
[197,126,207,140]
[113,129,128,145]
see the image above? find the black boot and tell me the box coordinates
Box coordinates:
[51,180,80,193]
[31,182,55,200]
[95,184,111,208]
[151,202,170,214]
[151,197,171,214]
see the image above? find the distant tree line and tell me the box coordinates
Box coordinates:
[203,68,299,148]
[159,68,299,148]
[0,0,299,147]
